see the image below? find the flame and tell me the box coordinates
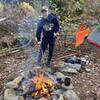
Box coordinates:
[32,74,53,97]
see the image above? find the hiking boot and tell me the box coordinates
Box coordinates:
[46,61,53,67]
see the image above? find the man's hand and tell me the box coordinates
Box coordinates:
[54,32,59,37]
[35,38,41,44]
[54,32,59,39]
[37,41,41,45]
[34,38,41,48]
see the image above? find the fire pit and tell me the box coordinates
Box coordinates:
[4,68,80,100]
[19,69,55,100]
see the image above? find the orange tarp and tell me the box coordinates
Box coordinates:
[75,23,90,47]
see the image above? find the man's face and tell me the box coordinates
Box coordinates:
[42,10,49,19]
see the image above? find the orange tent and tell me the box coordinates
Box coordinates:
[75,23,90,47]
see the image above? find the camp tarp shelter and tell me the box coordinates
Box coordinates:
[87,24,100,48]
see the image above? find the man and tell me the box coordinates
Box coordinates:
[36,6,60,67]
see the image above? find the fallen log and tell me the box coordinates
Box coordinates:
[0,49,20,57]
[0,47,23,57]
[15,55,26,59]
[0,47,22,54]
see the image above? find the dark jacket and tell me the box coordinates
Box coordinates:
[36,14,59,41]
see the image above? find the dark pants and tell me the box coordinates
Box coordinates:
[37,37,55,64]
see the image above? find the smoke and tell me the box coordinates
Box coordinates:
[17,11,38,47]
[0,0,51,73]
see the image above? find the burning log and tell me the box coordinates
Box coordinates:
[18,70,55,99]
[20,87,53,100]
[32,74,54,97]
[32,90,53,100]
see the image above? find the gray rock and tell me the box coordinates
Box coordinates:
[38,97,48,100]
[4,89,24,100]
[67,63,81,71]
[18,96,24,100]
[52,90,63,95]
[61,67,78,74]
[51,96,58,100]
[21,79,33,92]
[6,81,18,89]
[6,76,23,89]
[63,90,80,100]
[21,70,35,79]
[55,61,67,68]
[58,94,64,100]
[54,72,65,79]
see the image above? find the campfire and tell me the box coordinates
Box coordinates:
[4,68,79,100]
[19,69,56,99]
[32,73,54,98]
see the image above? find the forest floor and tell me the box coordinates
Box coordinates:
[0,42,100,100]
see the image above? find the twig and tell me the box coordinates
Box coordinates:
[56,53,77,60]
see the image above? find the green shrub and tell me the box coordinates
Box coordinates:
[0,2,4,13]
